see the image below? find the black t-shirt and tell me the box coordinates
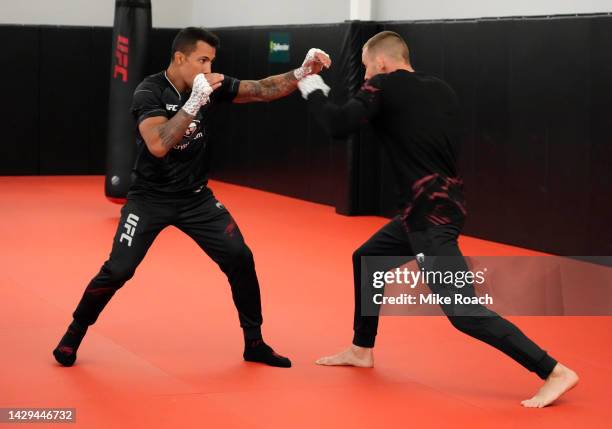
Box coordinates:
[129,71,240,196]
[308,70,467,231]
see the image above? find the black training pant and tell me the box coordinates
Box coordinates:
[72,188,263,340]
[352,217,557,379]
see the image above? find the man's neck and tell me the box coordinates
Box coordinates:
[165,65,186,93]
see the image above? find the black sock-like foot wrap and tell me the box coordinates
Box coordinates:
[243,339,291,368]
[53,321,87,367]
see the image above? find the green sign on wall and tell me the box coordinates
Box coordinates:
[269,32,290,63]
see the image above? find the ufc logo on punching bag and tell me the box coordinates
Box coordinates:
[119,213,139,247]
[113,35,129,83]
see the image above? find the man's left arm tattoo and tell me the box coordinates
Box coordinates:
[233,71,299,103]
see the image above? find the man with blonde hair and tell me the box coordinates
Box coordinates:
[297,31,578,407]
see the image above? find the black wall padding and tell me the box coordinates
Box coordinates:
[90,28,113,174]
[0,24,159,178]
[0,15,610,256]
[207,24,360,206]
[587,17,612,257]
[0,26,40,174]
[38,27,92,174]
[0,25,114,175]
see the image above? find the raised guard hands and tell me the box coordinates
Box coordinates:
[182,73,224,116]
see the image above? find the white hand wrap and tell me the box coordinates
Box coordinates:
[182,73,213,116]
[297,74,331,99]
[293,48,330,80]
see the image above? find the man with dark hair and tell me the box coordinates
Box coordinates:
[171,27,220,58]
[53,27,330,369]
[296,30,578,406]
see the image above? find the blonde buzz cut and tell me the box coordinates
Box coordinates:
[363,31,411,64]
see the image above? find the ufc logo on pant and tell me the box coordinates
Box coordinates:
[119,213,139,247]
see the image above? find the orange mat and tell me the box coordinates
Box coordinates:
[0,176,609,428]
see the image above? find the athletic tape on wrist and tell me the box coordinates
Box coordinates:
[297,75,331,99]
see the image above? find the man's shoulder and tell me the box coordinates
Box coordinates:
[132,72,174,109]
[401,71,449,88]
[132,72,175,114]
[361,73,388,93]
[135,72,168,92]
[391,71,455,94]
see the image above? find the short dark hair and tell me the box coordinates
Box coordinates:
[363,31,410,64]
[171,27,220,62]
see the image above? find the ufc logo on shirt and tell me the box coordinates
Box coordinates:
[119,213,140,247]
[166,104,179,111]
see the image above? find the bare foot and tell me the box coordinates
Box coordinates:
[521,363,579,408]
[316,345,374,367]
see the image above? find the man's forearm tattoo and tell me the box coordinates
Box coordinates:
[236,71,299,103]
[158,109,193,150]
